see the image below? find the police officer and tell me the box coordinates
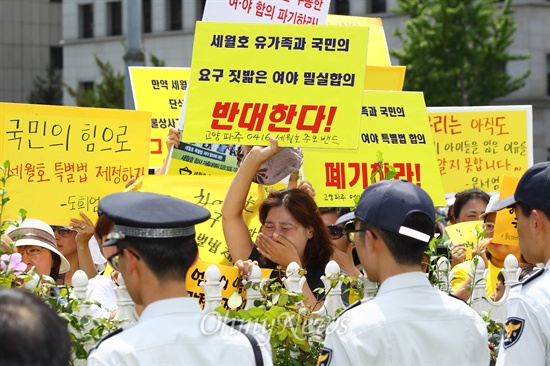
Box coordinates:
[87,191,271,366]
[318,180,489,365]
[492,162,550,365]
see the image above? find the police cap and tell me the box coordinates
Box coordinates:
[99,191,211,247]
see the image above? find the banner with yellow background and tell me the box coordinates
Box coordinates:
[125,174,264,266]
[0,103,150,224]
[186,259,273,309]
[445,220,484,261]
[129,67,190,168]
[302,91,446,208]
[182,21,369,148]
[427,106,532,195]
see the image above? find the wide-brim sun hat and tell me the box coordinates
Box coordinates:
[6,218,70,274]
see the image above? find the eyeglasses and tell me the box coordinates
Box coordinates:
[346,228,378,243]
[482,222,495,233]
[50,226,75,238]
[327,225,345,239]
[107,248,140,271]
[17,246,44,257]
[346,229,368,243]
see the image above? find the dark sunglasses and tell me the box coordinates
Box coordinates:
[50,226,75,238]
[327,225,345,239]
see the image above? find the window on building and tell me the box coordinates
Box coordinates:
[143,0,152,33]
[79,4,94,39]
[168,0,182,31]
[372,0,386,13]
[547,54,550,96]
[50,46,63,69]
[334,0,349,14]
[79,81,95,92]
[197,0,206,20]
[107,1,122,36]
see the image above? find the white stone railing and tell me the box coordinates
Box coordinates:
[435,254,521,324]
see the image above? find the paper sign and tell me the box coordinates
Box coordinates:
[182,21,368,148]
[125,174,264,266]
[325,15,391,66]
[302,91,446,207]
[493,175,520,246]
[364,65,406,91]
[167,142,239,176]
[427,106,533,195]
[445,220,484,260]
[0,103,151,224]
[186,259,273,309]
[129,67,190,168]
[203,0,330,25]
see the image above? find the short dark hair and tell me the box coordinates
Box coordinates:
[117,237,198,281]
[0,289,71,366]
[357,212,433,266]
[517,201,550,222]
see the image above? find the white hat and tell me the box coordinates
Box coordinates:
[6,218,70,274]
[480,194,500,220]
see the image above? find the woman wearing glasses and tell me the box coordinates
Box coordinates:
[6,218,70,281]
[51,212,98,286]
[222,136,333,309]
[320,207,362,279]
[451,194,529,301]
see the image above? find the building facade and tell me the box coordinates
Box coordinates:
[0,0,63,103]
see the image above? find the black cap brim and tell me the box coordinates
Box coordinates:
[491,194,517,211]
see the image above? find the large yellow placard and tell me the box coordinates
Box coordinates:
[129,67,190,168]
[186,259,272,309]
[427,106,532,194]
[0,103,151,224]
[182,21,368,148]
[125,174,264,266]
[493,175,520,246]
[325,15,390,66]
[302,91,446,208]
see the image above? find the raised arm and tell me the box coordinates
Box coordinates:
[70,212,99,281]
[221,136,281,263]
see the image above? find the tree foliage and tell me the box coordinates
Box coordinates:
[66,53,166,109]
[391,0,530,106]
[27,65,63,105]
[66,56,125,109]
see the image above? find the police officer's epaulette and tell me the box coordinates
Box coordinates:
[89,327,124,354]
[330,297,372,323]
[512,267,544,287]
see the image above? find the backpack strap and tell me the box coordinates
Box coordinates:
[226,319,263,366]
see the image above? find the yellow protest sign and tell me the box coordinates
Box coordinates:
[129,67,190,168]
[125,174,264,266]
[186,259,273,309]
[182,21,368,148]
[493,175,521,246]
[325,15,390,66]
[167,142,238,176]
[445,220,484,260]
[0,103,150,224]
[427,106,533,194]
[302,91,446,207]
[364,65,406,91]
